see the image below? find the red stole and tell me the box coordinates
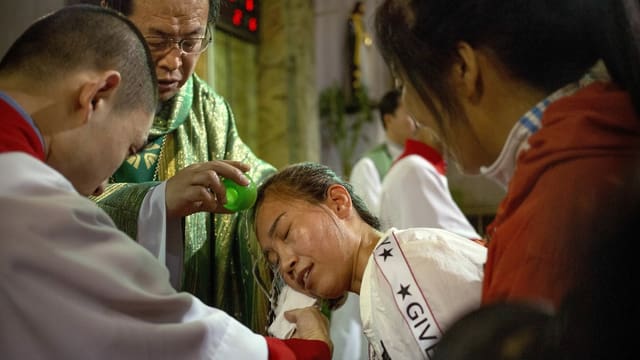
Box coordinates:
[394,139,446,175]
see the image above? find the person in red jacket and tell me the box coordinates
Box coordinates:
[374,0,640,310]
[0,5,331,359]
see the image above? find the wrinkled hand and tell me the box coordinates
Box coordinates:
[165,160,251,218]
[285,306,332,353]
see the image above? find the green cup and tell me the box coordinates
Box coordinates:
[222,175,257,212]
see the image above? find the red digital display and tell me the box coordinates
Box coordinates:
[217,0,260,43]
[248,17,258,32]
[232,9,243,26]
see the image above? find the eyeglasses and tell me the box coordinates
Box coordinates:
[144,28,212,55]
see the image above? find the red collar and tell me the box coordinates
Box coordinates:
[394,139,447,175]
[0,97,45,161]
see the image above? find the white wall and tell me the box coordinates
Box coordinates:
[0,0,65,58]
[314,0,390,101]
[315,0,391,177]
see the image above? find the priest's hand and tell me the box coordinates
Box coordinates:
[164,160,251,218]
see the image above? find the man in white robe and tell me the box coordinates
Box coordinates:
[0,6,330,359]
[379,125,480,240]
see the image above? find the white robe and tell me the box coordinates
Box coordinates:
[379,154,480,240]
[0,152,268,359]
[360,228,486,359]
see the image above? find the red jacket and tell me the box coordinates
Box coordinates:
[482,82,640,308]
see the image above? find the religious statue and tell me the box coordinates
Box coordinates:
[346,1,373,111]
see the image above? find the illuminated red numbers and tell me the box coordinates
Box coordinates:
[231,2,258,32]
[219,0,259,42]
[232,9,243,26]
[248,17,257,32]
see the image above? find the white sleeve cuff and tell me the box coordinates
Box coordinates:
[137,182,184,289]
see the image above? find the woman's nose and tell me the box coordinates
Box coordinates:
[280,253,297,280]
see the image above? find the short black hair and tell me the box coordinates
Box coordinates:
[71,0,221,27]
[0,4,158,115]
[378,89,401,129]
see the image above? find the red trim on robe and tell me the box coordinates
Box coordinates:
[0,97,45,160]
[266,337,331,360]
[394,139,446,175]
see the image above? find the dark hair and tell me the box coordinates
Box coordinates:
[252,162,381,231]
[433,302,557,360]
[66,0,133,15]
[378,89,401,129]
[74,0,221,27]
[592,0,640,115]
[0,5,158,115]
[375,0,640,139]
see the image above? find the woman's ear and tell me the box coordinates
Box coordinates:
[382,112,393,128]
[326,184,352,219]
[451,41,482,103]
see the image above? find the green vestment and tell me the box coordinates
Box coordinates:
[93,75,276,333]
[365,142,393,180]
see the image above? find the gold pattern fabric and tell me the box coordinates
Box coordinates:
[92,74,276,332]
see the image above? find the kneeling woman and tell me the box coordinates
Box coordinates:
[252,162,486,359]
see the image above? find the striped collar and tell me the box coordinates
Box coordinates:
[479,64,607,189]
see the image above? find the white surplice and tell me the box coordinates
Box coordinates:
[379,155,480,240]
[0,152,268,360]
